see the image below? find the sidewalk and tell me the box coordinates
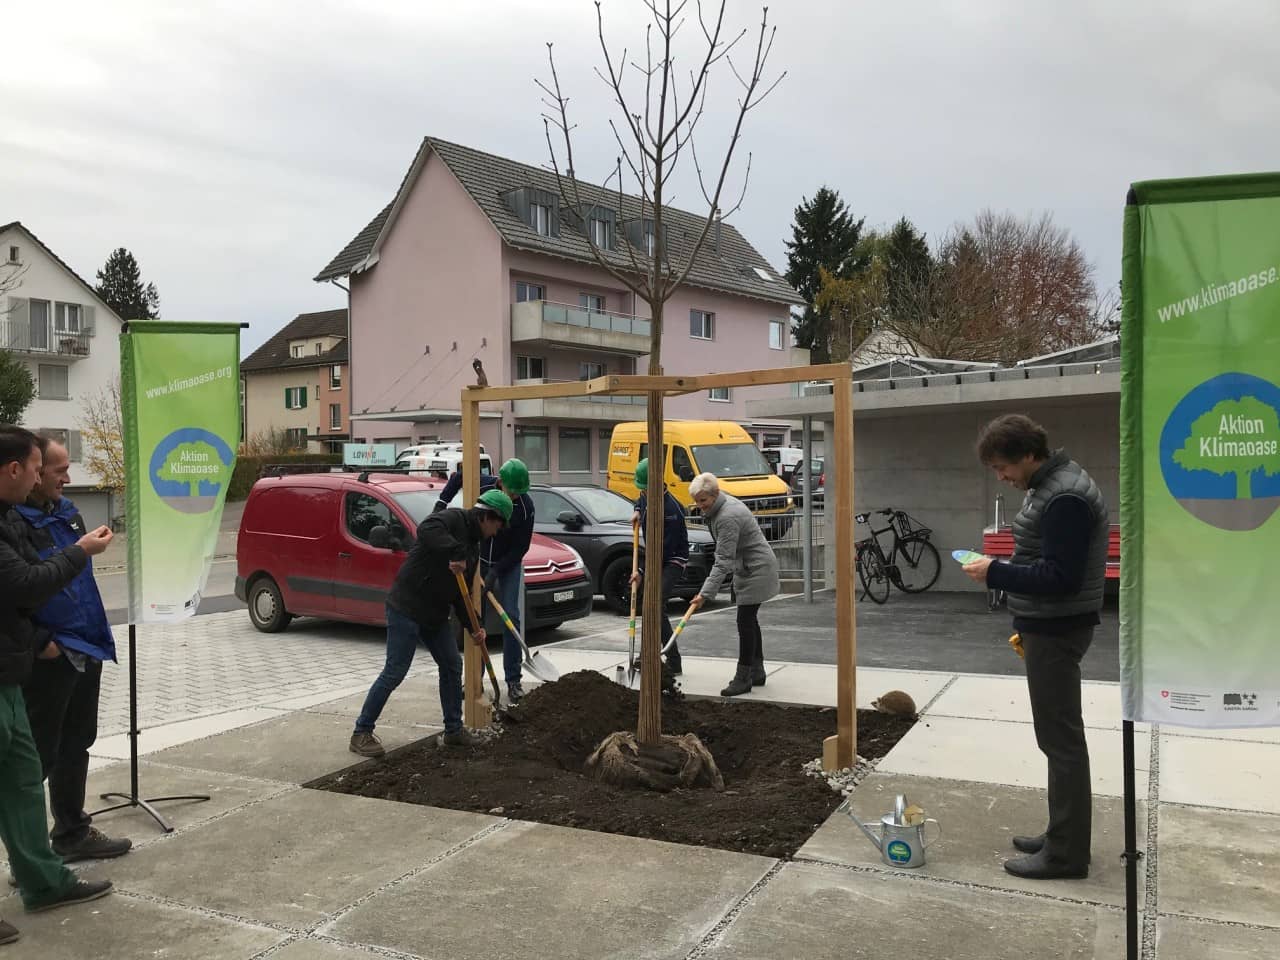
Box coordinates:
[1,612,1276,958]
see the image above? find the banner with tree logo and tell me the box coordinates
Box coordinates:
[120,321,241,623]
[1120,173,1280,726]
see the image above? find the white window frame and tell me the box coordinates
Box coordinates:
[690,309,715,341]
[516,355,545,380]
[291,344,304,358]
[644,229,655,256]
[329,403,342,430]
[589,218,608,248]
[314,342,323,355]
[7,246,18,263]
[37,364,70,401]
[515,280,545,303]
[579,360,605,380]
[708,386,731,402]
[531,203,552,236]
[769,319,785,350]
[330,365,342,389]
[54,303,81,333]
[286,387,305,410]
[579,293,605,314]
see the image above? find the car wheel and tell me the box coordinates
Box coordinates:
[602,555,633,615]
[247,576,292,633]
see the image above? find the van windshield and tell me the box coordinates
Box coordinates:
[690,443,773,479]
[392,490,441,525]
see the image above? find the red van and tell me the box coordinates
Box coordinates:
[235,472,594,633]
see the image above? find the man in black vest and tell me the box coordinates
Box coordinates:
[964,414,1108,880]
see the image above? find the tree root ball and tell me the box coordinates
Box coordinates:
[585,730,725,792]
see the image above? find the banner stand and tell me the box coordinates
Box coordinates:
[89,624,210,832]
[1121,720,1143,960]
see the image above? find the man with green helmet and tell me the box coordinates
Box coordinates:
[630,458,690,675]
[437,458,535,702]
[349,490,511,757]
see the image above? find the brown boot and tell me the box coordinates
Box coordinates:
[349,731,385,758]
[0,918,19,945]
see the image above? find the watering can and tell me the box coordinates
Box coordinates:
[838,794,940,869]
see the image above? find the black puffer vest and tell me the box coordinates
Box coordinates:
[1007,451,1109,619]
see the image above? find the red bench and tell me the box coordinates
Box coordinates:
[981,523,1120,607]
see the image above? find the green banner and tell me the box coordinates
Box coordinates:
[1121,173,1280,726]
[120,322,241,623]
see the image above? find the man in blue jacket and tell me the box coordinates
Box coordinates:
[16,435,131,864]
[630,459,690,676]
[436,459,534,702]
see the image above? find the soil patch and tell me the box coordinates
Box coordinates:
[313,671,914,858]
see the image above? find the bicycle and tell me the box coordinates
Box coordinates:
[854,508,941,604]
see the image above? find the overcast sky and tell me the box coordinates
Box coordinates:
[6,0,1278,357]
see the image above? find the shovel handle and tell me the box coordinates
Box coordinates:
[455,571,501,706]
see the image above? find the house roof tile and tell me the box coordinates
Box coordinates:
[241,308,348,372]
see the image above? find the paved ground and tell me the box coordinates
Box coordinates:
[1,610,1276,958]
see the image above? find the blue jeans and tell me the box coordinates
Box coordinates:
[355,605,463,734]
[492,567,524,686]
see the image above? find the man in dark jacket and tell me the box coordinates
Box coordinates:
[963,414,1108,880]
[436,459,534,702]
[0,426,114,943]
[16,435,131,865]
[348,490,512,758]
[629,458,690,675]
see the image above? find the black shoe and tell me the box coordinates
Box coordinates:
[664,655,683,676]
[721,665,753,697]
[52,827,132,864]
[0,919,18,944]
[1012,833,1045,854]
[750,658,766,686]
[507,682,524,704]
[27,879,113,913]
[1003,850,1088,880]
[441,728,480,748]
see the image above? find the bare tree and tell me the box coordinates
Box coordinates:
[540,0,782,782]
[78,377,126,493]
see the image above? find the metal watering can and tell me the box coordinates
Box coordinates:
[838,794,941,869]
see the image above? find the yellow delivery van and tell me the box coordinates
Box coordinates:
[607,421,794,538]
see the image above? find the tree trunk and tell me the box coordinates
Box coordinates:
[637,298,665,744]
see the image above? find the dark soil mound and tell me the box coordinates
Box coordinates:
[313,671,914,858]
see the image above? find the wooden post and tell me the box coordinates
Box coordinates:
[461,393,487,728]
[825,374,856,770]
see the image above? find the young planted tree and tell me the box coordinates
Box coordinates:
[78,377,126,492]
[541,0,782,788]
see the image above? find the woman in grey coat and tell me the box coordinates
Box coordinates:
[689,472,780,696]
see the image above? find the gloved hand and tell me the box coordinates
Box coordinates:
[1009,633,1024,659]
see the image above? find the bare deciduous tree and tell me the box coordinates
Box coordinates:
[78,377,126,493]
[540,0,782,778]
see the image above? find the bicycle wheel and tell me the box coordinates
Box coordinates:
[857,546,891,604]
[894,536,941,593]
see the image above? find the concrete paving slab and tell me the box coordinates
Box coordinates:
[83,760,293,838]
[1160,736,1280,813]
[144,710,430,785]
[877,715,1149,797]
[1158,803,1280,928]
[91,706,289,760]
[926,675,1139,731]
[304,677,446,730]
[266,938,391,959]
[272,684,373,712]
[700,861,1127,960]
[107,789,495,930]
[1156,915,1280,959]
[730,661,951,710]
[0,888,285,959]
[796,773,1141,907]
[1161,723,1280,744]
[325,818,774,960]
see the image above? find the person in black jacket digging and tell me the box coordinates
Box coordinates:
[963,414,1108,881]
[348,490,513,758]
[629,458,690,676]
[0,426,115,945]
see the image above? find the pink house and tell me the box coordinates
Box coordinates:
[314,137,807,483]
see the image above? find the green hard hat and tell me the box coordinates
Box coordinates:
[634,458,649,489]
[476,489,513,523]
[498,458,530,495]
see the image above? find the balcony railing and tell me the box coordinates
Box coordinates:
[514,378,646,404]
[0,320,91,358]
[536,300,651,337]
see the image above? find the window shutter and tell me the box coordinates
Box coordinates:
[285,388,291,408]
[299,387,307,409]
[68,430,83,462]
[82,304,96,336]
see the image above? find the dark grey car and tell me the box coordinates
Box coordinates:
[528,484,717,614]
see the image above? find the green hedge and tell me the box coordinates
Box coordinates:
[228,454,341,501]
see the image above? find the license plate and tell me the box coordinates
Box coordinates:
[553,590,574,603]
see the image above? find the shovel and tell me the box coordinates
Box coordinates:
[484,588,560,683]
[453,570,504,716]
[662,599,699,655]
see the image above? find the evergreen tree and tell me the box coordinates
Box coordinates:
[0,350,36,424]
[883,217,932,323]
[784,187,865,363]
[95,248,160,321]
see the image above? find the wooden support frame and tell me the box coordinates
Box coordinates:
[459,361,856,767]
